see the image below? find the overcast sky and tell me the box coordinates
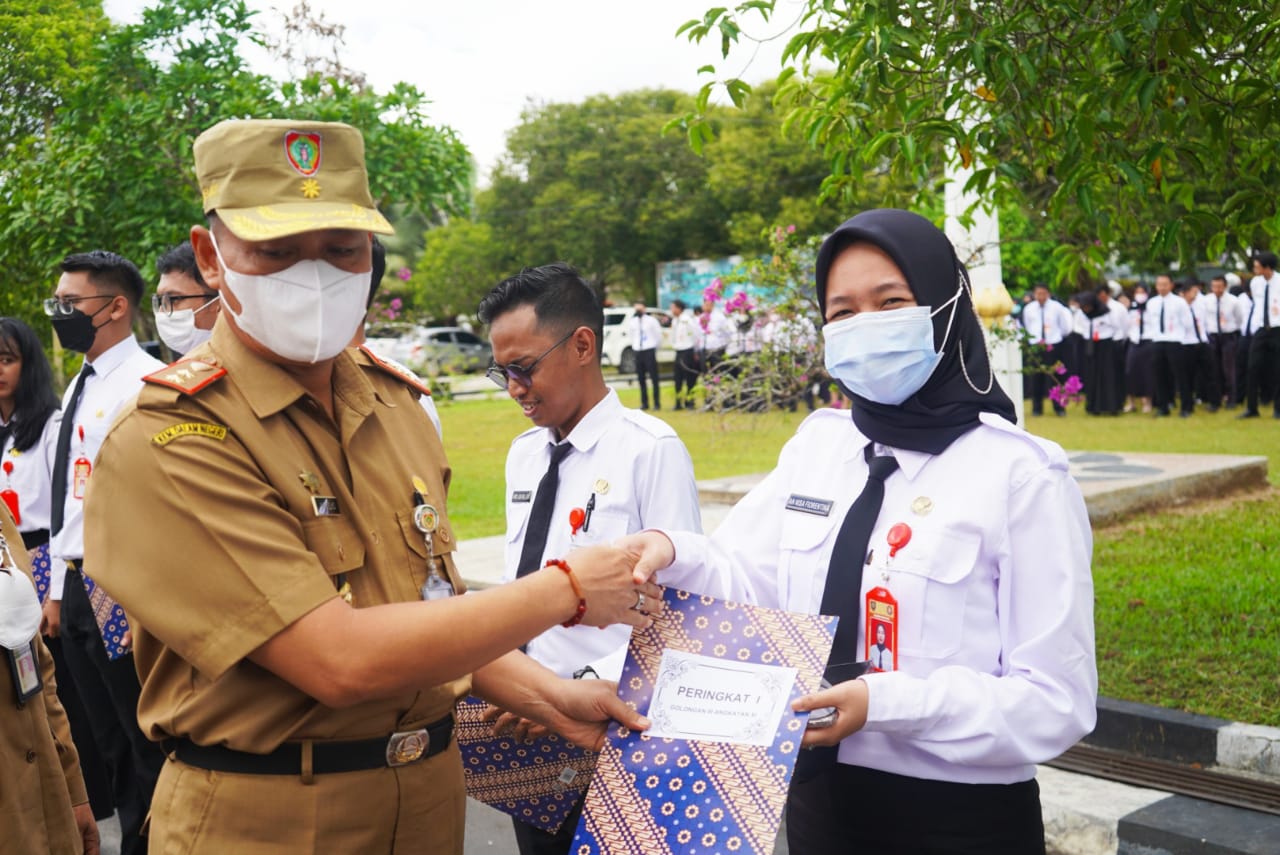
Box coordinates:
[102,0,800,178]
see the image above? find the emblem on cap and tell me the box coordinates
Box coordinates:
[284,130,322,176]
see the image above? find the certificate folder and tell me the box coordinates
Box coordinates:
[455,695,597,833]
[573,588,836,854]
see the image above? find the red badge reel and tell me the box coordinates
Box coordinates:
[569,507,586,537]
[1,461,19,525]
[72,425,91,500]
[865,523,911,673]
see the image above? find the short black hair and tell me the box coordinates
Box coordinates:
[477,262,604,351]
[366,237,386,310]
[0,317,60,452]
[1253,250,1278,271]
[60,249,145,307]
[156,241,206,288]
[671,299,687,311]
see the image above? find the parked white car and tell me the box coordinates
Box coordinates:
[600,307,676,373]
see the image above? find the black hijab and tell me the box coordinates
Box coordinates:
[814,208,1017,454]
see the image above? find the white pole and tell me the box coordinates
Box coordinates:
[943,162,1025,426]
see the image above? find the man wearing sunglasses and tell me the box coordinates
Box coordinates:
[44,249,166,855]
[479,264,728,855]
[152,241,221,356]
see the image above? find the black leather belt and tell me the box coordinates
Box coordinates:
[20,528,49,550]
[163,714,454,776]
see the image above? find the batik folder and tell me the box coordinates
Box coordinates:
[455,695,598,833]
[573,588,836,854]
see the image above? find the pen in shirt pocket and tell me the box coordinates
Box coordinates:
[582,493,595,533]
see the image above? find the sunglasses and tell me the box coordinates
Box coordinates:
[486,329,576,389]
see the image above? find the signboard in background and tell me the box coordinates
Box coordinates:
[655,256,743,308]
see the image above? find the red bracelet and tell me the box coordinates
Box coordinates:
[546,559,587,628]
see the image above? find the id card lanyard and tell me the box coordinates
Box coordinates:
[72,425,91,500]
[412,475,454,601]
[1,461,19,526]
[864,522,911,673]
[0,529,42,704]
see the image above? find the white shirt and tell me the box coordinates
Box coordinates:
[1145,294,1190,343]
[503,389,714,678]
[1248,272,1280,334]
[1180,296,1208,345]
[670,312,699,351]
[1238,293,1255,336]
[1107,300,1129,341]
[1019,299,1072,345]
[663,409,1097,785]
[700,309,733,352]
[1128,303,1149,344]
[49,336,164,596]
[1,412,59,533]
[632,313,663,352]
[1204,292,1240,335]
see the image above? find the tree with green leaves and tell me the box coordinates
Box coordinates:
[0,0,470,355]
[676,0,1280,282]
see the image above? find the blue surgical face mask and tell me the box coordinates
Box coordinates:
[822,287,961,405]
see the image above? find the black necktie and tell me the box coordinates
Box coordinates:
[515,442,574,578]
[794,446,898,784]
[1265,281,1272,329]
[1160,302,1166,333]
[1217,298,1224,333]
[50,364,94,536]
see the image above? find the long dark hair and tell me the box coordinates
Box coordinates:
[0,318,60,452]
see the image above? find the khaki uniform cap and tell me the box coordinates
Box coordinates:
[194,118,394,241]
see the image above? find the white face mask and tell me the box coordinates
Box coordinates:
[822,287,961,406]
[0,549,41,649]
[210,234,370,364]
[155,299,217,355]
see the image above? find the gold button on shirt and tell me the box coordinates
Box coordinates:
[87,322,469,753]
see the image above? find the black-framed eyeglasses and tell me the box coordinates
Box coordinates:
[151,292,218,316]
[42,294,116,317]
[486,329,576,389]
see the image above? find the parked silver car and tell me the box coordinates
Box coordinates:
[366,325,491,375]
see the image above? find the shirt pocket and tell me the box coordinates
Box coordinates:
[300,515,366,581]
[572,507,628,548]
[778,509,841,613]
[887,529,981,660]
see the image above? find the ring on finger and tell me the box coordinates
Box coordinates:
[633,591,645,611]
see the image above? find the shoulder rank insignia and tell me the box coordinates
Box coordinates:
[144,359,227,395]
[357,345,432,397]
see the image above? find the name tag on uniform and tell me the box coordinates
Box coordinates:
[511,490,533,503]
[312,496,341,516]
[785,495,833,516]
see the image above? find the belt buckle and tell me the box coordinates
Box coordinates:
[385,728,430,767]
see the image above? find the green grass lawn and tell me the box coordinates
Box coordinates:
[437,380,1280,725]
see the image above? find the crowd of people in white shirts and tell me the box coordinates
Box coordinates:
[1017,250,1280,420]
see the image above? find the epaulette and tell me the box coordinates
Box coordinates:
[143,359,227,395]
[357,344,432,397]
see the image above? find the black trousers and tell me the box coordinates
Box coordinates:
[512,798,583,855]
[46,634,115,820]
[634,348,660,409]
[1153,341,1192,413]
[1245,328,1280,413]
[786,763,1045,854]
[61,569,163,855]
[672,348,698,407]
[1235,334,1252,405]
[1209,332,1239,405]
[1026,370,1063,415]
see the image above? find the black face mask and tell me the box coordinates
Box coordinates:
[50,302,111,354]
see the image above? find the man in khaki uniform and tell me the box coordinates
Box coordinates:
[1,504,98,855]
[86,119,659,853]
